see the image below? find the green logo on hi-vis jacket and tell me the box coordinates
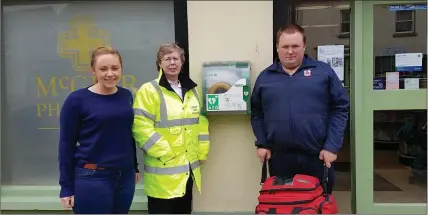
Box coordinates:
[207,94,219,111]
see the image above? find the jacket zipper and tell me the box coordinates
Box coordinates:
[287,74,295,146]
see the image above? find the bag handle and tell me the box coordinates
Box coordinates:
[260,156,269,185]
[260,156,330,194]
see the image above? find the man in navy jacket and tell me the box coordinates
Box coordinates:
[250,24,349,194]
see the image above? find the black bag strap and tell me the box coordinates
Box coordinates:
[260,156,330,194]
[260,156,269,185]
[322,164,329,195]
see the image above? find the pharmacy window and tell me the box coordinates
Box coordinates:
[1,1,178,185]
[395,10,415,34]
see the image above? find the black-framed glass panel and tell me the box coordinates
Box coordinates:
[1,1,176,185]
[296,1,351,213]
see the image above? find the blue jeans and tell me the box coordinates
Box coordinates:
[268,150,335,194]
[73,167,136,214]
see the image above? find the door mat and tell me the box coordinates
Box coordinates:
[333,171,402,191]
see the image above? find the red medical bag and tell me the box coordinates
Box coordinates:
[255,158,338,214]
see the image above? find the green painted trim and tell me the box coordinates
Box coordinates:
[350,0,368,213]
[372,204,427,214]
[1,185,147,211]
[353,0,428,214]
[371,90,427,110]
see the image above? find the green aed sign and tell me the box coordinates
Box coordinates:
[202,61,251,115]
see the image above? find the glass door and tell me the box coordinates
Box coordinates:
[295,1,352,213]
[352,0,427,213]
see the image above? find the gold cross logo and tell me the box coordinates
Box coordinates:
[57,15,110,72]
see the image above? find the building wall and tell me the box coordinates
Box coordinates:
[187,1,273,212]
[297,1,426,57]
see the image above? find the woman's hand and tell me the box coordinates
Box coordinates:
[60,195,74,209]
[135,173,141,183]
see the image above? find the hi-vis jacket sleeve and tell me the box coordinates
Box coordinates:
[132,84,175,162]
[195,88,210,160]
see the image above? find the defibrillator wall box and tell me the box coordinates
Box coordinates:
[201,61,251,115]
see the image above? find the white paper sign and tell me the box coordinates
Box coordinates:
[317,45,345,81]
[404,78,419,90]
[386,72,400,90]
[395,53,423,72]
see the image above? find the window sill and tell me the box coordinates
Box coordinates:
[393,32,417,37]
[1,185,147,211]
[337,32,350,38]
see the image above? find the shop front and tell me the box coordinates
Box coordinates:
[285,0,426,213]
[0,0,189,211]
[0,0,426,214]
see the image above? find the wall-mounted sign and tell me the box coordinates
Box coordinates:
[202,61,251,115]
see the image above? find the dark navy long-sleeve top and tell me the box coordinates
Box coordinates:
[58,86,139,198]
[250,56,350,154]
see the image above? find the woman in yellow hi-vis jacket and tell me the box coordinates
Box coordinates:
[132,43,210,214]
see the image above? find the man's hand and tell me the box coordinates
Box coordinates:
[60,195,74,210]
[319,149,337,168]
[256,148,271,163]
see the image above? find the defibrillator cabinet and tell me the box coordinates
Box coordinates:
[201,61,251,115]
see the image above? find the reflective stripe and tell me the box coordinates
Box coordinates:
[149,81,199,128]
[198,134,210,141]
[141,132,162,152]
[144,160,201,175]
[191,88,200,107]
[150,81,168,122]
[134,108,155,121]
[155,117,199,128]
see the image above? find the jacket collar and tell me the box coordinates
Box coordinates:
[267,54,317,73]
[156,68,197,92]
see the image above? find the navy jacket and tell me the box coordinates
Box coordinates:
[250,57,349,154]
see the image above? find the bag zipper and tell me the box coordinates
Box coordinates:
[258,196,320,205]
[260,186,320,193]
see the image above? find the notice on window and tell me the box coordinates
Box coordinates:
[404,78,420,90]
[388,4,427,11]
[317,45,344,81]
[386,72,400,90]
[395,53,423,72]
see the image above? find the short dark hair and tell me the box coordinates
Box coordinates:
[276,23,306,45]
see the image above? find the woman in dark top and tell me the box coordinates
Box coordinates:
[58,46,140,214]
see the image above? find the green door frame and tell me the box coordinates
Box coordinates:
[351,0,427,214]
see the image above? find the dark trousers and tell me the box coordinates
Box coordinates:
[73,167,136,214]
[268,150,335,194]
[147,175,193,214]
